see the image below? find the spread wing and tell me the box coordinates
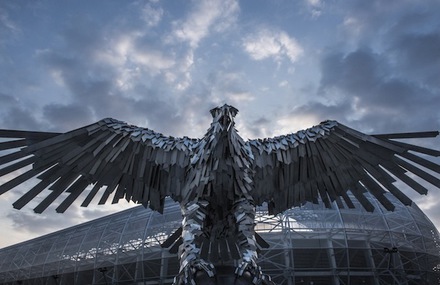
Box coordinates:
[0,118,197,213]
[247,120,440,215]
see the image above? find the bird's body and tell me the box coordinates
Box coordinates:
[1,104,440,284]
[185,107,254,201]
[170,106,264,283]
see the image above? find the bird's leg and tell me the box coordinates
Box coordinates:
[234,198,274,285]
[234,198,258,274]
[174,200,215,285]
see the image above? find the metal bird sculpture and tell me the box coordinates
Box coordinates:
[1,104,440,284]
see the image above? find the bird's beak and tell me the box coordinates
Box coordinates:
[210,105,236,132]
[221,111,234,132]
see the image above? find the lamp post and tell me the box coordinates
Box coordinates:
[98,267,109,285]
[384,247,400,284]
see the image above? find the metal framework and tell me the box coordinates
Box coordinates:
[0,192,439,285]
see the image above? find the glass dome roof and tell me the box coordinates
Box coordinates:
[0,192,439,285]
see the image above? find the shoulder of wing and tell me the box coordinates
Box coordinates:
[97,118,199,152]
[247,120,338,153]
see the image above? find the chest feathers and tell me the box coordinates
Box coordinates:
[182,125,254,205]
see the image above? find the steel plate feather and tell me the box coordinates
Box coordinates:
[249,120,440,214]
[0,119,197,213]
[1,109,438,216]
[378,138,440,156]
[56,178,90,213]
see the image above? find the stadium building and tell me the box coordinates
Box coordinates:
[0,192,439,285]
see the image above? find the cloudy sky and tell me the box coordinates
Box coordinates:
[0,0,439,248]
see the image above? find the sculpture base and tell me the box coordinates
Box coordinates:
[194,265,272,285]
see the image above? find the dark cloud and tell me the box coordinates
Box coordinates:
[61,17,106,56]
[34,18,189,135]
[0,3,21,45]
[31,1,234,138]
[321,50,380,98]
[246,116,272,138]
[3,1,244,138]
[340,0,440,41]
[43,103,94,131]
[393,33,440,68]
[289,101,352,122]
[318,48,440,133]
[388,32,440,88]
[0,103,43,131]
[0,93,17,105]
[320,49,383,95]
[277,101,375,135]
[37,49,116,101]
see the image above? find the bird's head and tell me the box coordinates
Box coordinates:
[210,104,238,132]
